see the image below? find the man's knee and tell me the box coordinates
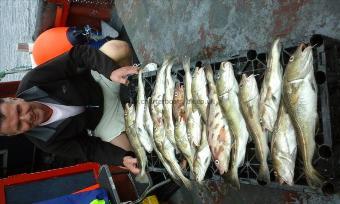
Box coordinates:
[99,40,132,66]
[110,132,133,151]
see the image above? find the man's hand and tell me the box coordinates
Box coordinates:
[110,66,138,85]
[122,156,141,175]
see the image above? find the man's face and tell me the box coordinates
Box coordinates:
[0,98,49,135]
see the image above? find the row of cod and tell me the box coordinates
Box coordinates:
[124,38,323,190]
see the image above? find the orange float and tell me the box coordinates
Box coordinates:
[33,27,73,65]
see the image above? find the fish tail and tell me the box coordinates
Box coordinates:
[305,165,324,189]
[139,167,146,178]
[135,173,149,184]
[257,163,271,185]
[181,176,193,190]
[174,166,192,189]
[139,156,148,177]
[225,167,240,190]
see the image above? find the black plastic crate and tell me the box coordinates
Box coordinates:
[126,34,339,194]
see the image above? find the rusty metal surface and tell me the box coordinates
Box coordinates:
[115,0,340,64]
[168,180,340,204]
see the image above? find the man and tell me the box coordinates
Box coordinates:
[0,40,140,174]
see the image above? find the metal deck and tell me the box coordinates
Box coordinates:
[115,0,340,65]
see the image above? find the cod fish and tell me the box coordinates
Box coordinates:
[173,84,186,122]
[151,57,191,189]
[136,68,153,153]
[183,56,193,119]
[124,103,148,177]
[192,66,209,123]
[259,38,283,141]
[271,101,297,186]
[151,56,174,123]
[206,65,233,175]
[282,44,323,188]
[193,123,211,182]
[175,116,194,171]
[151,125,183,186]
[153,117,192,189]
[239,74,270,185]
[216,62,249,190]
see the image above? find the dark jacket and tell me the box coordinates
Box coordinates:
[16,45,128,166]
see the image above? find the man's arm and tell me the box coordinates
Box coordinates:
[18,45,119,93]
[28,132,129,166]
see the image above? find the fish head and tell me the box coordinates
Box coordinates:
[124,103,136,125]
[274,168,294,186]
[193,160,205,182]
[285,43,313,81]
[216,61,237,94]
[193,66,205,79]
[270,38,282,59]
[214,158,227,175]
[239,74,259,102]
[174,83,184,101]
[193,67,207,94]
[194,171,204,183]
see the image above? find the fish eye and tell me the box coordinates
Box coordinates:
[174,92,178,97]
[289,56,294,62]
[214,160,220,165]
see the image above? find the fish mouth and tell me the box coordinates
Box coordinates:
[220,61,232,71]
[239,74,248,87]
[198,67,205,74]
[298,43,312,56]
[125,103,135,111]
[240,74,256,88]
[271,38,282,54]
[240,74,258,101]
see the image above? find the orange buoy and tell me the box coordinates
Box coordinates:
[33,27,73,65]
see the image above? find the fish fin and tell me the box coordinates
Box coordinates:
[224,168,240,190]
[305,166,324,189]
[257,163,271,185]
